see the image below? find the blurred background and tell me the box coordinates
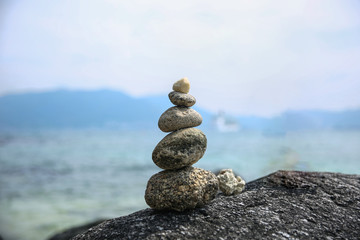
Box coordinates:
[1,0,360,239]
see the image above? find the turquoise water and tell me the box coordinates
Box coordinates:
[0,129,359,240]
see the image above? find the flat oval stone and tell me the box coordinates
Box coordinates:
[152,128,207,170]
[158,106,202,132]
[145,167,219,211]
[168,91,196,107]
[173,77,190,93]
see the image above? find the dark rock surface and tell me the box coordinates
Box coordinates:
[73,171,360,240]
[47,219,105,240]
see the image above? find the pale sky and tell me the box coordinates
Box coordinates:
[1,0,359,116]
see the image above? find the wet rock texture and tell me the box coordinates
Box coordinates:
[158,106,202,132]
[73,170,360,240]
[152,128,207,170]
[145,167,218,211]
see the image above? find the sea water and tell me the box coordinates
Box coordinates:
[0,129,359,240]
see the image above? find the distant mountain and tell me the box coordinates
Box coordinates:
[237,109,360,132]
[0,90,358,130]
[0,90,212,129]
[0,90,158,129]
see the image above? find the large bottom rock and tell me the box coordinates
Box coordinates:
[73,171,360,240]
[145,167,218,211]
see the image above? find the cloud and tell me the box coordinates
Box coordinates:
[0,0,359,116]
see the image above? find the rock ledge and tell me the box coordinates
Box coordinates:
[73,171,360,240]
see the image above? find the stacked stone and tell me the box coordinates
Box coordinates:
[145,77,219,212]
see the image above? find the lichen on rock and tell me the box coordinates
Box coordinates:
[217,169,245,195]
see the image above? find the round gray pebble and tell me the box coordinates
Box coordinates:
[168,91,196,107]
[158,106,202,132]
[145,166,219,211]
[152,128,207,170]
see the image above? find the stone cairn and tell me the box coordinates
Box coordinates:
[145,77,219,212]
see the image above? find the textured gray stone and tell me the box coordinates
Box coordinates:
[152,128,207,170]
[158,106,202,132]
[145,167,218,211]
[73,170,360,240]
[168,91,196,107]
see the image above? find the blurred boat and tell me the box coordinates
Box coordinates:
[213,111,240,132]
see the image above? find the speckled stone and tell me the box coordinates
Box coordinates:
[145,166,218,211]
[217,169,246,195]
[168,91,196,107]
[172,77,190,93]
[152,128,207,170]
[158,106,202,132]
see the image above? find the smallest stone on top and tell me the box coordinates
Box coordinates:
[168,77,196,107]
[172,77,190,93]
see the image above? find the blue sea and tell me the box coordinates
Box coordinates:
[0,129,359,240]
